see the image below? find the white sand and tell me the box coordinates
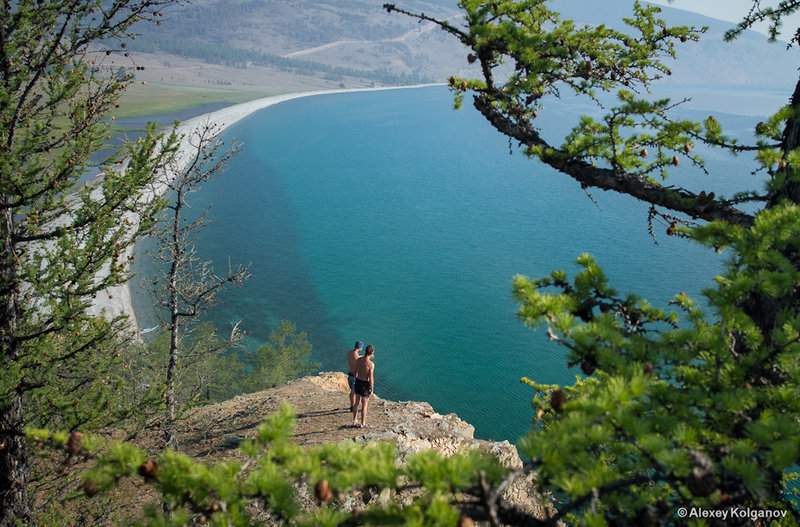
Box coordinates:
[89,85,439,331]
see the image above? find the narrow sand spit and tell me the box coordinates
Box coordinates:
[88,85,439,332]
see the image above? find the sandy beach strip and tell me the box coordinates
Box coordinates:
[89,84,439,332]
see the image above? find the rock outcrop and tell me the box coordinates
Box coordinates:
[178,372,549,521]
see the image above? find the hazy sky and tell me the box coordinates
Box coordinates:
[647,0,760,24]
[646,0,800,37]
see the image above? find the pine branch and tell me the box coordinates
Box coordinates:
[473,95,754,226]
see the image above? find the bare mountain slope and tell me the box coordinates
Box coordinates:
[127,0,479,87]
[125,0,797,91]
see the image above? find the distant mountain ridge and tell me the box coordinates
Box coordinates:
[555,0,799,86]
[128,0,799,89]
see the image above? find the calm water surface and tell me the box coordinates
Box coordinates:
[131,84,780,443]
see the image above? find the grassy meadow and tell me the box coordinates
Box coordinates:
[114,82,280,118]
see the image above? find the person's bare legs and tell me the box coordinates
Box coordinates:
[352,394,361,427]
[349,389,356,412]
[360,395,370,427]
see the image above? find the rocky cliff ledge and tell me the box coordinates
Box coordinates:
[174,372,549,520]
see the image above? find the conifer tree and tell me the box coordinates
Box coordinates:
[0,1,180,523]
[147,122,249,447]
[386,0,800,523]
[237,320,320,394]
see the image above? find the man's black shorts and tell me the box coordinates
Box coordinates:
[354,378,371,397]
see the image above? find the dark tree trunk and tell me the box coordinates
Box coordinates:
[0,396,30,527]
[0,202,30,526]
[165,306,178,447]
[747,74,800,344]
[164,188,184,448]
[769,76,800,208]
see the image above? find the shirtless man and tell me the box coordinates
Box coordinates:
[352,344,375,428]
[347,341,364,411]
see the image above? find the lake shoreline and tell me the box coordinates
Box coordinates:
[89,84,442,333]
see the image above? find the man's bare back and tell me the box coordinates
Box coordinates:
[347,348,361,374]
[352,344,375,428]
[354,354,373,383]
[347,341,364,411]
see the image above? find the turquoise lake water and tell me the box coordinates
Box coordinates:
[131,84,781,444]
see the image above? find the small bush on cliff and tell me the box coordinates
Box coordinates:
[236,321,321,394]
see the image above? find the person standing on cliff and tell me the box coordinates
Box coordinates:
[352,344,375,428]
[347,341,364,412]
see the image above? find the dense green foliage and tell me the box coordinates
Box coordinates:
[515,210,800,521]
[30,403,509,527]
[0,0,181,523]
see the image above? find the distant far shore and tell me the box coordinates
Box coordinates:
[89,83,443,334]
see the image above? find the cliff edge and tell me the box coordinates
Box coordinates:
[171,372,549,520]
